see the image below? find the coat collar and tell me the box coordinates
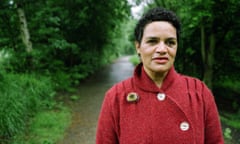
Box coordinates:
[133,63,179,93]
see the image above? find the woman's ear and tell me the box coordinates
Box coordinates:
[135,41,142,62]
[135,41,140,54]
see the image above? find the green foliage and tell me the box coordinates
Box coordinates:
[213,78,240,114]
[223,127,232,141]
[0,71,55,142]
[104,17,136,57]
[216,77,240,94]
[220,111,240,143]
[129,54,140,66]
[145,0,240,106]
[1,0,131,86]
[0,1,132,143]
[70,95,80,101]
[12,108,71,144]
[0,1,132,141]
[221,111,240,129]
[148,0,240,77]
[49,70,72,91]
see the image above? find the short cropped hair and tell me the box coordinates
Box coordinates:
[134,7,181,43]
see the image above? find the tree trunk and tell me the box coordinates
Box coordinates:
[201,24,215,89]
[17,5,32,53]
[200,24,206,65]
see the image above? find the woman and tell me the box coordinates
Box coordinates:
[96,7,224,144]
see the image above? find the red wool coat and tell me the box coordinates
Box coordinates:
[96,64,224,144]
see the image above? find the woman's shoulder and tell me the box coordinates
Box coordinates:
[102,77,134,107]
[105,77,134,97]
[178,74,211,94]
[176,74,216,109]
[179,73,202,82]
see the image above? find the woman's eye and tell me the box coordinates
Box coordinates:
[166,40,176,47]
[147,39,157,44]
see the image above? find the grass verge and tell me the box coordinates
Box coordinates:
[12,106,71,144]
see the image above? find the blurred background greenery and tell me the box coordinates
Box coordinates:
[0,0,239,143]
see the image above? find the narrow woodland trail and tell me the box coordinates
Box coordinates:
[57,56,134,144]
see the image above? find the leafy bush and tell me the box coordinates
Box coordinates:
[213,77,240,112]
[129,55,140,66]
[221,112,240,129]
[0,71,55,142]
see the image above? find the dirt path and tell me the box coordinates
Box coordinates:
[57,56,134,144]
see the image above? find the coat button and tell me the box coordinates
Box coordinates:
[180,121,190,131]
[157,93,166,101]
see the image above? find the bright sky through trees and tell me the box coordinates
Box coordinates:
[127,0,147,19]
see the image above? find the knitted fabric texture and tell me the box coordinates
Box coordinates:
[96,64,224,144]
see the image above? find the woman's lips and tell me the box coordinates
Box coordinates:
[152,57,169,64]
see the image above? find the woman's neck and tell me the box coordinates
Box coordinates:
[144,67,168,88]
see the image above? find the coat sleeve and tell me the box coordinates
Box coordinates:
[96,86,119,144]
[203,85,224,144]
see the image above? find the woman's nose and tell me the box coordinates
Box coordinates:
[156,42,167,53]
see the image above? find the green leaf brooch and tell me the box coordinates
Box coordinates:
[126,92,139,102]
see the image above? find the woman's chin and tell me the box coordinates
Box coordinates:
[151,64,171,73]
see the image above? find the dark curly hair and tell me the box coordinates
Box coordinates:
[134,7,181,43]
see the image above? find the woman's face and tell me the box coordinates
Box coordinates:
[136,21,178,77]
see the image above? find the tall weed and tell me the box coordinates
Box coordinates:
[0,71,55,142]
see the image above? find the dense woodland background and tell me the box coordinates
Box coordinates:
[0,0,239,143]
